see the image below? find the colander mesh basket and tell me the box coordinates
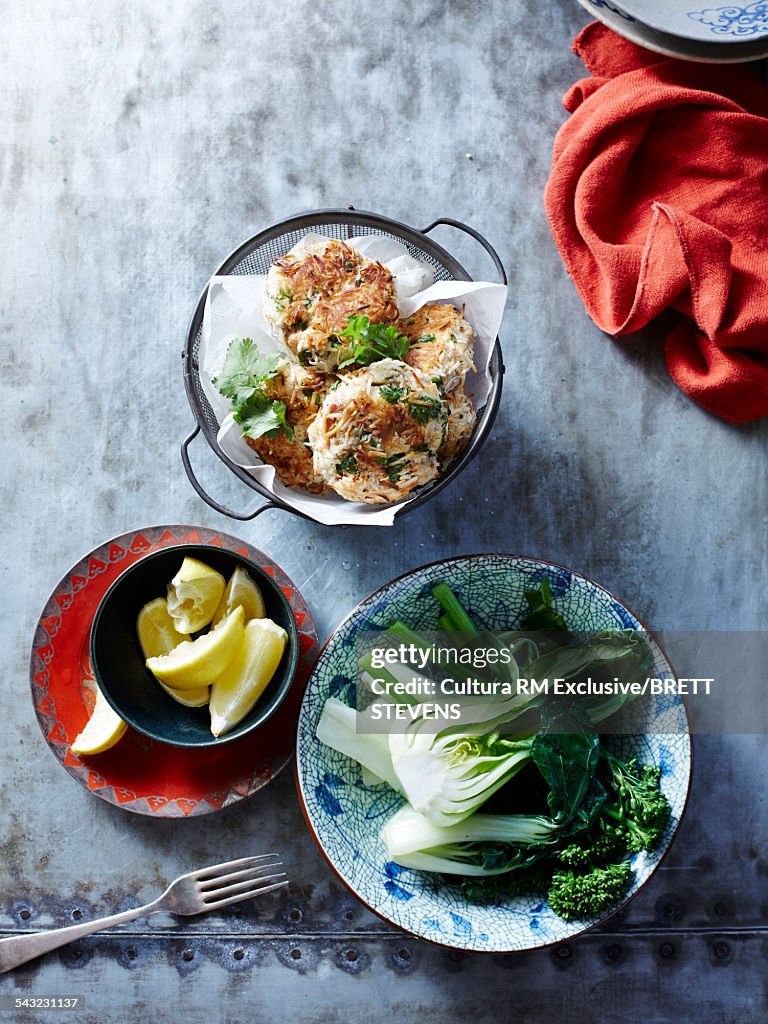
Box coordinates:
[182,208,506,523]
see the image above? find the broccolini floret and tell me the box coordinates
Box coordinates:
[548,861,633,920]
[598,753,671,853]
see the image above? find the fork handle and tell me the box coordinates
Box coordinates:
[0,901,160,972]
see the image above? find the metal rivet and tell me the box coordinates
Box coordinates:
[397,947,411,961]
[72,909,82,921]
[182,950,194,962]
[70,949,81,961]
[233,949,244,961]
[19,909,31,921]
[606,943,622,961]
[344,910,354,921]
[290,948,302,960]
[556,944,572,961]
[344,948,358,962]
[659,942,675,959]
[289,908,303,923]
[126,947,137,960]
[714,941,730,960]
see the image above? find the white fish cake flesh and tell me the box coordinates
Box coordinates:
[307,359,447,504]
[439,387,476,468]
[401,303,475,393]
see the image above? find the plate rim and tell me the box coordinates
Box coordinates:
[294,552,694,952]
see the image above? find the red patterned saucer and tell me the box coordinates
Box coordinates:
[29,525,319,817]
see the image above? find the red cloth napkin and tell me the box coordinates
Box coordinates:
[544,22,768,423]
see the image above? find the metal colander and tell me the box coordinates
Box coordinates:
[181,207,506,524]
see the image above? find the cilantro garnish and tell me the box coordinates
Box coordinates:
[213,339,280,405]
[408,396,445,424]
[378,385,408,404]
[337,315,409,369]
[234,395,294,441]
[376,452,407,483]
[213,338,293,441]
[336,454,360,476]
[274,286,293,311]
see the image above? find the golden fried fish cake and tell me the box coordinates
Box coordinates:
[438,387,476,468]
[401,303,475,393]
[245,363,330,493]
[264,239,398,373]
[307,359,447,504]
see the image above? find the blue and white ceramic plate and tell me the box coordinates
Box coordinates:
[615,0,768,43]
[296,555,692,952]
[579,0,768,60]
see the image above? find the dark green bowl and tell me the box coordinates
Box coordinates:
[90,544,299,748]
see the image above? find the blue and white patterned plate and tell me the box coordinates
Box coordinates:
[579,0,768,61]
[615,0,768,42]
[296,555,692,952]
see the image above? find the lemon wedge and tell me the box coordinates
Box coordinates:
[157,681,210,708]
[167,557,226,633]
[209,618,287,737]
[137,597,192,657]
[212,566,266,626]
[137,598,209,706]
[71,685,128,755]
[146,606,245,690]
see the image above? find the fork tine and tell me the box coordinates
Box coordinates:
[193,854,279,880]
[201,872,287,903]
[198,863,282,891]
[203,879,289,910]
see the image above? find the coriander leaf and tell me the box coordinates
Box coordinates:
[336,453,360,476]
[376,452,407,483]
[378,385,408,404]
[407,395,444,423]
[337,315,409,369]
[213,339,281,406]
[234,393,294,441]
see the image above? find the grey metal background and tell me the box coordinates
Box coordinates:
[1,1,767,1021]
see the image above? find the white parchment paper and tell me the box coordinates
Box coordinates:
[198,234,507,527]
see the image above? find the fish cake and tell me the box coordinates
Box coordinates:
[307,359,447,504]
[264,239,398,373]
[401,303,475,393]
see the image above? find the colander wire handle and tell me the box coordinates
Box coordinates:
[421,218,507,285]
[181,424,281,521]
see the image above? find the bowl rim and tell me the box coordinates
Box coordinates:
[294,551,694,952]
[90,543,300,748]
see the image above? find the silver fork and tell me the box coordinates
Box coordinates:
[0,854,287,973]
